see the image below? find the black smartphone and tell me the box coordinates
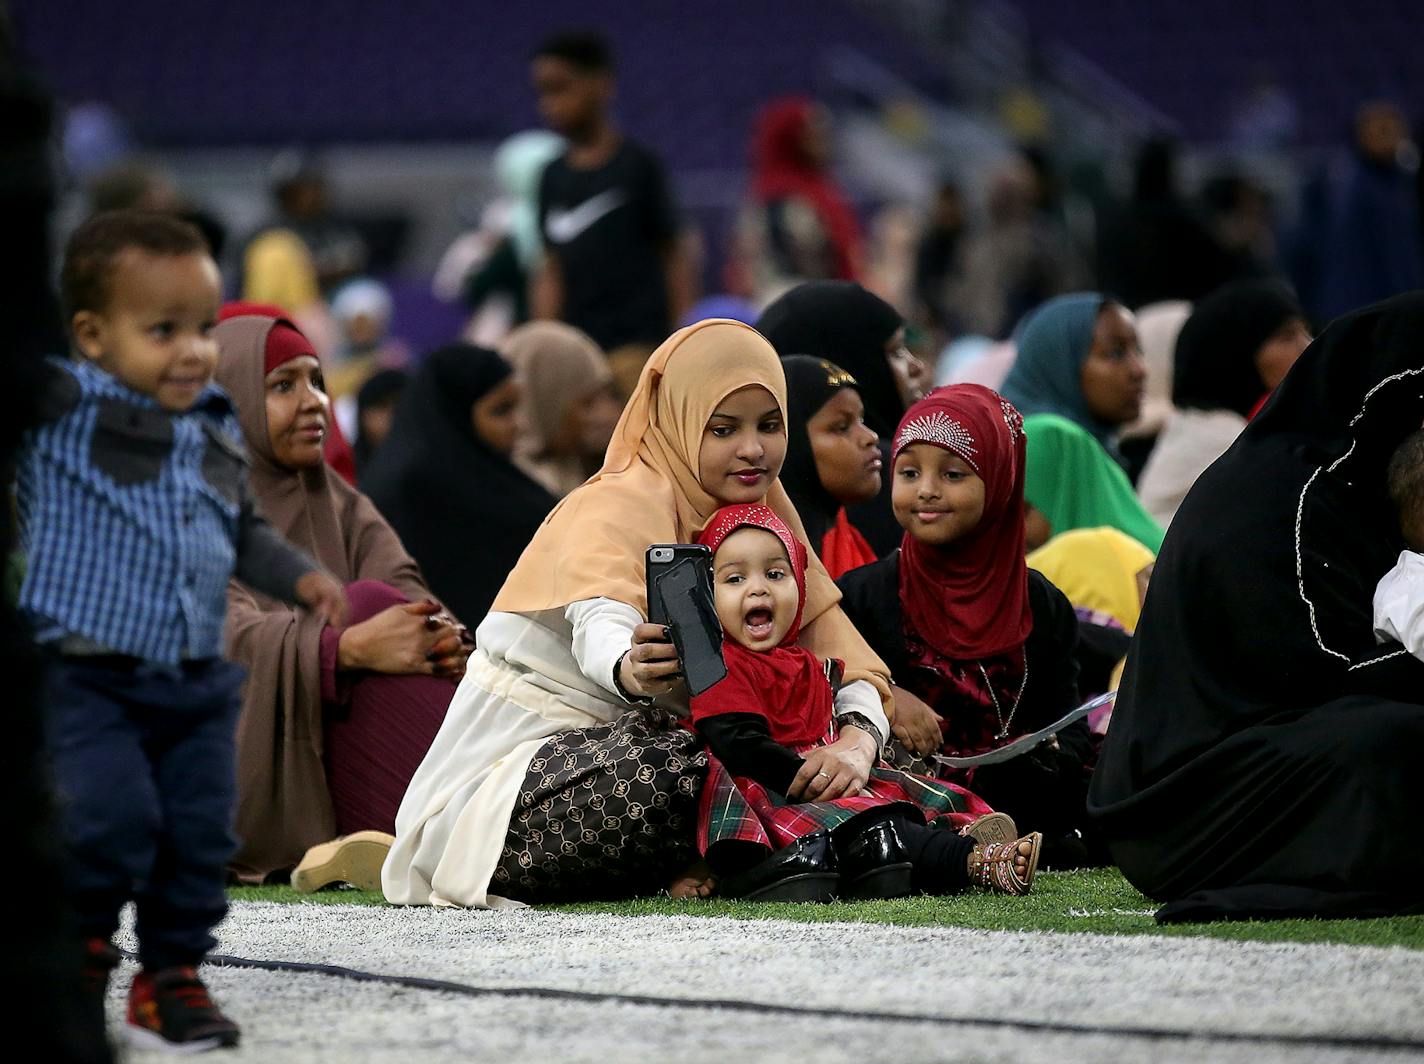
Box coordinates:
[645,544,727,696]
[645,544,712,628]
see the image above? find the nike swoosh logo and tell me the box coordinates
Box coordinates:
[545,189,629,243]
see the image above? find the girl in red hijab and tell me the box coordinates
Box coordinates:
[690,504,1041,901]
[749,96,863,284]
[837,386,1100,867]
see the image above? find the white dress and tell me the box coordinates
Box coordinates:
[1136,408,1247,529]
[382,598,887,908]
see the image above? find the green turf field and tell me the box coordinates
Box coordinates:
[228,867,1424,951]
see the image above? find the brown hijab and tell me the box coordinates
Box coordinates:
[215,313,433,880]
[492,318,890,702]
[501,321,609,497]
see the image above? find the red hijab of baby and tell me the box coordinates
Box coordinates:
[690,504,835,747]
[894,385,1033,660]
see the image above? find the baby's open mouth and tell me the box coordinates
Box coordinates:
[743,607,775,639]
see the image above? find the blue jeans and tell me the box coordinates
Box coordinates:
[43,656,244,970]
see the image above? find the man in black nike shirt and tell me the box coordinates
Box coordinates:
[530,30,691,396]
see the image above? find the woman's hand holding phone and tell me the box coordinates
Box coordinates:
[619,622,684,698]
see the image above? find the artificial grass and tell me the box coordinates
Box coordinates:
[229,868,1424,951]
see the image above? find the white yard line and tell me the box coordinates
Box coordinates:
[110,902,1424,1064]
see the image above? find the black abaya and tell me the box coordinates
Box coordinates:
[1088,292,1424,921]
[757,282,907,554]
[362,345,556,626]
[838,556,1097,860]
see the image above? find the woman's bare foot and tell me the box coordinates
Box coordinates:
[667,860,717,899]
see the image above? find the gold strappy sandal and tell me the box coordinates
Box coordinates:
[960,812,1018,847]
[970,832,1043,896]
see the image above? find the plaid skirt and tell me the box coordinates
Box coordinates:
[696,729,993,868]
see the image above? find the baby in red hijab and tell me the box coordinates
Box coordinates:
[688,504,1040,901]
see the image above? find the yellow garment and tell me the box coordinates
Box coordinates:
[243,228,321,313]
[1028,526,1155,633]
[492,318,890,705]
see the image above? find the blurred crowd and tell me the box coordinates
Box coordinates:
[10,19,1424,1059]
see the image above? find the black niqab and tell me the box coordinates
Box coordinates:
[756,281,905,436]
[363,344,556,625]
[353,368,408,479]
[1089,292,1424,921]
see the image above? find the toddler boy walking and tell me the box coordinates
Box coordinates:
[17,211,346,1051]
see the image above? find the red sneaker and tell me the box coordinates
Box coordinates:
[127,966,240,1052]
[79,937,120,1034]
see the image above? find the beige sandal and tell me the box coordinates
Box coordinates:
[969,832,1042,896]
[960,812,1018,847]
[290,831,394,894]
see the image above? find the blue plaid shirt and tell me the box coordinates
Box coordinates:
[18,359,312,664]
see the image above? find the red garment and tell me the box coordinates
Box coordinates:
[893,385,1033,659]
[819,507,877,580]
[262,321,316,374]
[751,96,863,282]
[318,581,454,836]
[219,301,359,484]
[691,504,834,747]
[697,740,991,855]
[900,641,1025,758]
[323,419,358,486]
[219,300,289,323]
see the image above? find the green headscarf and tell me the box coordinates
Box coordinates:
[1023,413,1164,553]
[493,129,566,270]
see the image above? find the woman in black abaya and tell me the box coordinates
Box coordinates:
[757,281,927,553]
[1088,292,1424,921]
[363,345,556,626]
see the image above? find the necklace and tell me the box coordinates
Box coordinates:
[979,650,1029,740]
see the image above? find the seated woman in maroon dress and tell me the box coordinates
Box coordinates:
[213,310,469,885]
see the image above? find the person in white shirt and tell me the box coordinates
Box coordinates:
[1373,428,1424,657]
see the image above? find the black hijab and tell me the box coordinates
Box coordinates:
[363,344,556,625]
[780,355,861,550]
[353,368,408,478]
[756,281,905,436]
[1089,292,1424,919]
[1171,279,1304,417]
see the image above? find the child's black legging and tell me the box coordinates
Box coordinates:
[897,821,977,893]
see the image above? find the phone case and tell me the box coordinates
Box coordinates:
[654,557,728,697]
[645,544,712,628]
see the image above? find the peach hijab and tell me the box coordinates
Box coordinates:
[492,318,889,697]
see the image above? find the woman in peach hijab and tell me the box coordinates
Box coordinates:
[384,320,890,907]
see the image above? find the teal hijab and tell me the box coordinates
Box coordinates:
[1002,293,1120,453]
